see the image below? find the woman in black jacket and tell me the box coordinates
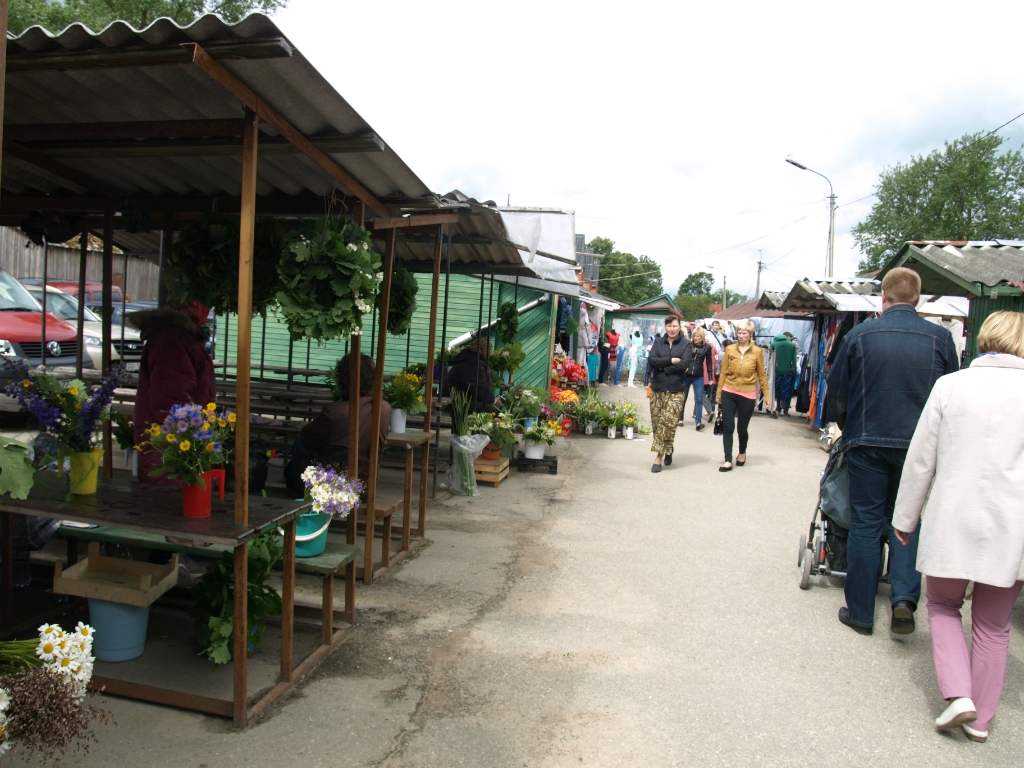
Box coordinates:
[683,327,714,430]
[648,315,693,473]
[441,339,502,413]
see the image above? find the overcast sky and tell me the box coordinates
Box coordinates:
[276,0,1024,299]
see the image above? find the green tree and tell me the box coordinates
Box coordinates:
[676,271,715,297]
[714,288,749,308]
[9,0,287,34]
[674,294,711,321]
[853,132,1024,273]
[585,237,664,306]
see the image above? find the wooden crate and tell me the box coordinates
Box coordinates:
[53,542,179,607]
[474,456,510,488]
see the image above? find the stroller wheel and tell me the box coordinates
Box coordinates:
[799,549,813,590]
[798,534,807,567]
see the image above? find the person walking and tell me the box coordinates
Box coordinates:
[683,327,715,431]
[826,267,958,636]
[715,319,769,471]
[647,316,693,473]
[892,311,1024,743]
[771,332,798,415]
[627,330,642,387]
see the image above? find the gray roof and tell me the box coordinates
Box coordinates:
[778,278,878,312]
[756,290,790,310]
[883,241,1024,297]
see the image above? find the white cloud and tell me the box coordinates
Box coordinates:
[276,0,1024,296]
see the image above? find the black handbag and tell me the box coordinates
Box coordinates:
[713,404,724,435]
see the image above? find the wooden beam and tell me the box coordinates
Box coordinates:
[101,213,113,479]
[420,226,443,521]
[234,110,259,527]
[0,0,8,198]
[7,38,292,73]
[5,119,251,143]
[4,141,122,198]
[372,213,460,230]
[232,543,248,727]
[18,132,385,160]
[186,43,390,220]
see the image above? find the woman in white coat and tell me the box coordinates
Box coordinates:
[893,311,1024,744]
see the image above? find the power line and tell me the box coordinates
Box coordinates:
[596,267,664,282]
[700,211,820,256]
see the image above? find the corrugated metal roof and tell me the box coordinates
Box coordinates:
[716,298,808,320]
[756,290,789,310]
[3,14,433,205]
[779,278,878,312]
[885,241,1024,296]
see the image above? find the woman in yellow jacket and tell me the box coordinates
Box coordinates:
[715,319,770,471]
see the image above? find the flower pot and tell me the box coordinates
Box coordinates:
[584,422,594,435]
[607,426,617,439]
[390,407,407,434]
[182,469,226,519]
[624,426,634,440]
[524,440,546,460]
[295,512,332,558]
[59,448,104,495]
[560,418,572,437]
[523,417,537,431]
[501,370,511,385]
[481,441,501,461]
[89,598,150,662]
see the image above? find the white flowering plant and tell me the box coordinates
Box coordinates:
[300,464,364,517]
[277,216,383,342]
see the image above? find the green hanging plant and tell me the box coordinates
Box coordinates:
[380,268,419,336]
[276,217,382,343]
[496,302,519,344]
[165,213,286,316]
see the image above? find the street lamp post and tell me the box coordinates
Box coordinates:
[706,265,726,310]
[786,158,836,278]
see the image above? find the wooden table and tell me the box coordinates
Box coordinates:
[0,471,310,726]
[386,430,432,540]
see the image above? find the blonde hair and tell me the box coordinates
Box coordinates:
[692,328,706,344]
[977,311,1024,358]
[881,267,921,305]
[735,319,756,337]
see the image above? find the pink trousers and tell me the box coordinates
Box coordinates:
[926,575,1024,731]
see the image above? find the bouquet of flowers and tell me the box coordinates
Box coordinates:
[556,390,579,407]
[505,385,542,419]
[551,356,586,385]
[523,419,559,446]
[299,464,363,517]
[383,372,427,415]
[468,412,517,451]
[142,402,235,485]
[4,362,122,453]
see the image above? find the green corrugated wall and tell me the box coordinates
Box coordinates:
[218,274,555,391]
[965,292,1024,364]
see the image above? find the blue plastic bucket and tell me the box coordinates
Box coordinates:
[523,417,537,430]
[295,513,332,557]
[88,599,150,662]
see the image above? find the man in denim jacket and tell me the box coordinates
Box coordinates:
[826,268,959,635]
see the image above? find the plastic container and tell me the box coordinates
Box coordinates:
[524,440,546,459]
[522,417,537,431]
[181,469,225,518]
[89,598,150,662]
[390,408,407,434]
[295,513,332,558]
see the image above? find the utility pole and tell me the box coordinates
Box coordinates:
[755,249,765,299]
[826,192,836,278]
[722,275,728,310]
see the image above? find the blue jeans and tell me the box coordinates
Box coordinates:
[844,445,921,628]
[683,375,704,424]
[614,351,624,384]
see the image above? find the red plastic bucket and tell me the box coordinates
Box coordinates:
[181,469,226,518]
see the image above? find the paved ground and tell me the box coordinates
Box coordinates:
[8,387,1024,766]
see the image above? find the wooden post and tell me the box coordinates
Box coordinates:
[232,542,248,727]
[0,0,8,195]
[419,226,443,525]
[280,519,295,682]
[363,228,395,584]
[234,110,258,526]
[1,512,12,630]
[75,231,87,378]
[102,213,114,478]
[346,333,360,549]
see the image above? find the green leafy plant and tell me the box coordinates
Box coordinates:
[403,362,427,380]
[191,533,283,665]
[435,346,460,367]
[165,213,286,316]
[495,302,519,344]
[450,390,471,437]
[383,372,427,415]
[381,268,419,336]
[277,217,382,342]
[523,419,559,446]
[598,405,618,429]
[504,385,542,419]
[574,389,603,425]
[489,342,526,374]
[566,315,579,337]
[111,412,134,451]
[468,411,517,451]
[0,436,35,500]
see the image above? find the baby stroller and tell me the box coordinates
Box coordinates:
[797,441,889,589]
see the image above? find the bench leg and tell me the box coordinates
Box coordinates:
[342,560,355,625]
[280,519,295,683]
[321,574,334,646]
[402,449,413,552]
[380,513,392,569]
[362,508,375,585]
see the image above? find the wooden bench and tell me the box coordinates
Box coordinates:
[329,495,405,583]
[58,525,361,635]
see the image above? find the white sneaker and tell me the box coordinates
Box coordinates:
[935,698,977,731]
[962,723,988,743]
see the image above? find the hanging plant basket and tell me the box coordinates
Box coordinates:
[496,302,519,344]
[164,213,286,316]
[276,217,382,342]
[380,267,419,336]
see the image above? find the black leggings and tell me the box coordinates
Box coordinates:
[721,391,756,462]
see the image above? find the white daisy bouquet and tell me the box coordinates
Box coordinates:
[299,464,363,517]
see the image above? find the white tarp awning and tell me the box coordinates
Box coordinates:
[498,209,578,266]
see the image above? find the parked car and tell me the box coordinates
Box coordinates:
[19,278,124,305]
[84,301,152,330]
[24,284,144,369]
[0,269,81,381]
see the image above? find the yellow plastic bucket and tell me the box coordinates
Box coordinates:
[59,448,104,495]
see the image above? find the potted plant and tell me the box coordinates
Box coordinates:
[574,389,602,434]
[619,402,640,439]
[495,301,519,344]
[4,362,122,495]
[191,533,283,665]
[506,385,542,429]
[599,405,618,439]
[468,412,499,459]
[555,389,579,435]
[296,464,362,557]
[382,372,427,434]
[141,402,236,517]
[489,342,526,385]
[380,267,419,336]
[522,419,558,459]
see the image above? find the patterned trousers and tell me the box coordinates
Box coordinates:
[649,390,686,455]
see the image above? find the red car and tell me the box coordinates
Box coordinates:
[20,279,124,305]
[0,269,81,381]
